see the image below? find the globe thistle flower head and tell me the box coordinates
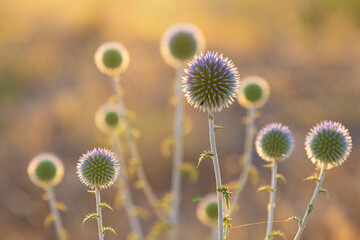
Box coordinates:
[305,121,352,168]
[28,153,64,189]
[94,42,130,76]
[237,76,270,109]
[196,194,218,227]
[160,23,205,67]
[256,123,294,162]
[183,51,240,112]
[95,103,122,135]
[77,148,120,189]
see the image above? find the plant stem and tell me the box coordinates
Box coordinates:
[112,135,144,240]
[294,164,326,240]
[208,111,224,240]
[111,75,165,219]
[169,65,185,240]
[95,188,104,240]
[229,107,255,215]
[46,187,66,240]
[211,228,218,240]
[265,162,278,240]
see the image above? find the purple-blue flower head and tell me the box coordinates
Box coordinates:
[183,51,240,112]
[305,121,352,168]
[256,123,294,162]
[77,148,120,189]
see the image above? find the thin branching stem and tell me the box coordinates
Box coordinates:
[230,107,255,215]
[294,164,326,240]
[265,162,278,240]
[95,188,104,240]
[112,135,144,240]
[111,75,166,219]
[169,65,185,240]
[208,111,224,240]
[46,187,66,240]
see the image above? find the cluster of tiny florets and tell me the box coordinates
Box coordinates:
[77,148,120,189]
[183,51,240,112]
[237,75,270,109]
[256,123,294,162]
[305,121,352,168]
[196,193,218,227]
[95,103,121,134]
[28,153,64,189]
[160,23,205,67]
[94,42,130,76]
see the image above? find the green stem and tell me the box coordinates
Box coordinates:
[46,187,66,240]
[208,111,224,240]
[111,75,166,219]
[294,164,326,240]
[95,188,104,240]
[169,65,185,240]
[112,136,144,240]
[265,162,278,240]
[230,107,255,215]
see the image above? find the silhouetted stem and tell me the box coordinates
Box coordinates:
[95,188,104,240]
[111,75,165,219]
[169,65,185,240]
[208,111,224,240]
[294,164,326,240]
[265,162,278,240]
[46,187,66,240]
[230,107,255,215]
[112,136,144,240]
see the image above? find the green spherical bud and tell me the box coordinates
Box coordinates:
[95,42,130,76]
[105,111,119,126]
[205,202,218,220]
[237,76,270,109]
[161,23,205,68]
[256,123,294,162]
[196,194,218,227]
[28,153,64,189]
[95,103,122,135]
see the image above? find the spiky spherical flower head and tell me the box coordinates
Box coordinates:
[95,103,122,135]
[94,42,130,76]
[28,153,64,189]
[305,121,352,168]
[183,51,240,112]
[77,148,120,189]
[237,76,270,109]
[160,23,205,68]
[256,123,294,162]
[196,194,218,227]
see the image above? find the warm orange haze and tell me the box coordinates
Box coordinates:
[0,0,359,240]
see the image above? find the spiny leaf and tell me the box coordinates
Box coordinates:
[223,216,232,239]
[286,216,302,227]
[263,163,273,168]
[56,202,68,212]
[198,151,214,167]
[82,213,99,225]
[319,188,329,198]
[218,186,231,210]
[307,204,313,215]
[304,175,320,182]
[257,185,274,192]
[103,226,117,236]
[147,220,172,240]
[276,174,287,183]
[100,202,113,211]
[87,190,96,194]
[44,213,54,227]
[269,230,287,239]
[214,125,225,131]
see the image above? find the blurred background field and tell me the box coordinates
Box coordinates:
[0,0,360,239]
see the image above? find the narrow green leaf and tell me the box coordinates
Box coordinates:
[192,197,203,202]
[304,175,320,182]
[319,188,329,198]
[286,216,302,227]
[100,202,113,211]
[263,163,273,168]
[276,174,287,183]
[103,226,117,236]
[307,204,313,215]
[269,230,287,239]
[214,125,225,131]
[82,213,99,225]
[55,202,68,212]
[208,113,214,120]
[218,186,231,210]
[87,190,96,194]
[198,151,214,167]
[257,185,274,192]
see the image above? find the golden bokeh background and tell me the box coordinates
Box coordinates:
[0,0,359,239]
